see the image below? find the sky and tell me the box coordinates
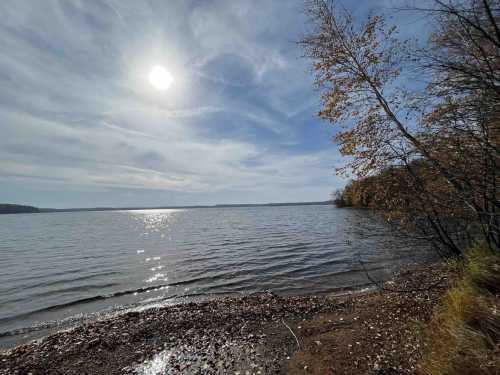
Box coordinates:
[0,0,427,208]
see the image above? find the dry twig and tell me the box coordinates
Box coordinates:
[281,318,300,350]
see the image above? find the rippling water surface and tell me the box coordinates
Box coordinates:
[0,205,433,348]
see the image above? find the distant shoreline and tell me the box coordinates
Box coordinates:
[0,201,333,215]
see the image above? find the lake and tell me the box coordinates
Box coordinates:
[0,205,433,348]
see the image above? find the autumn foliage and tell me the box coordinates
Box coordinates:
[303,0,500,256]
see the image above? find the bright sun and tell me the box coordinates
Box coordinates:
[148,65,173,91]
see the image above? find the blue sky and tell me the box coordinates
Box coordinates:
[0,0,427,208]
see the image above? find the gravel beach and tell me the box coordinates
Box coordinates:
[0,264,448,375]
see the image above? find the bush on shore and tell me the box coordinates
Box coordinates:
[332,179,372,208]
[420,243,500,374]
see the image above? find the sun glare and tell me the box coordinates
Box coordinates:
[148,65,173,91]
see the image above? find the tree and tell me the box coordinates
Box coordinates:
[418,0,500,250]
[302,0,500,254]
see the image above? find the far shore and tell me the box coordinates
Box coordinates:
[0,201,334,215]
[0,262,448,375]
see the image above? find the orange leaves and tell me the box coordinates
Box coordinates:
[301,0,411,180]
[305,0,500,253]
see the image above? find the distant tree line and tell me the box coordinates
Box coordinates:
[302,0,499,256]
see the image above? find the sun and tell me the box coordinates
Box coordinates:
[148,65,173,91]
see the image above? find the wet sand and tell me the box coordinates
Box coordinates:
[0,264,448,375]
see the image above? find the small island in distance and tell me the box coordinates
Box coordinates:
[0,201,333,215]
[0,204,40,214]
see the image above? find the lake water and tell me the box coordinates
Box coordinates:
[0,205,433,348]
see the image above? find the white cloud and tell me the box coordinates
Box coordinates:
[0,0,349,206]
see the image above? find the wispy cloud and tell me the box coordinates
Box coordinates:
[0,0,424,207]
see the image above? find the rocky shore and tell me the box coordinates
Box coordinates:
[0,264,448,375]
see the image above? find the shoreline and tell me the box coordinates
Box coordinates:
[0,263,448,374]
[0,281,381,351]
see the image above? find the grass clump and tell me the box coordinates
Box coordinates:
[420,243,500,375]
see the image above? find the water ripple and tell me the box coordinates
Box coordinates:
[0,206,435,348]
